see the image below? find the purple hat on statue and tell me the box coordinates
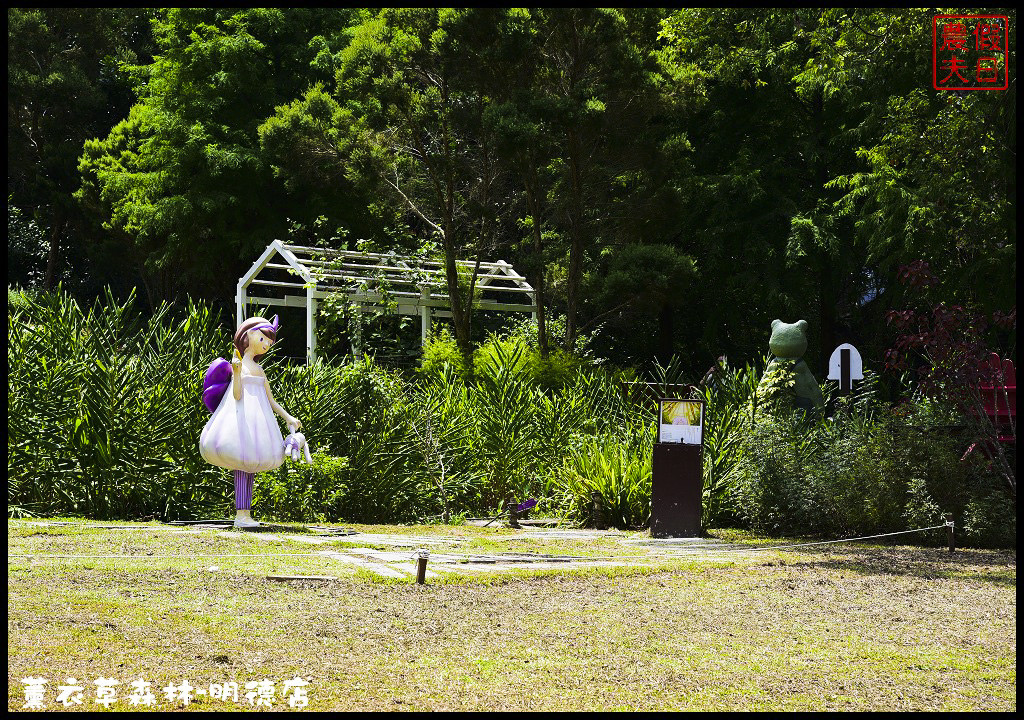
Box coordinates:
[254,315,280,335]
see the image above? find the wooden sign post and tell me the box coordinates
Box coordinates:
[650,398,705,537]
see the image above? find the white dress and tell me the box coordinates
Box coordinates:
[200,374,285,474]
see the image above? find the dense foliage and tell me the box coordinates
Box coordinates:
[7,9,1015,544]
[8,8,1014,370]
[8,290,1013,546]
[8,287,225,519]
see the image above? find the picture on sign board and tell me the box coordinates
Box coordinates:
[658,399,703,445]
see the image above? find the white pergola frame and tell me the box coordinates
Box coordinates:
[237,240,536,363]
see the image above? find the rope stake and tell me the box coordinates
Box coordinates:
[415,548,430,584]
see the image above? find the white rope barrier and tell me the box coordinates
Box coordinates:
[8,523,951,563]
[7,552,333,559]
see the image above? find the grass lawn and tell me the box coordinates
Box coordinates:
[7,520,1016,711]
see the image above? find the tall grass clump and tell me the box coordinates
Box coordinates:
[695,359,761,527]
[416,330,652,526]
[8,287,227,519]
[543,366,656,528]
[549,427,654,529]
[255,358,424,523]
[401,364,484,522]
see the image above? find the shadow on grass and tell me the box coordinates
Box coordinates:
[777,543,1016,587]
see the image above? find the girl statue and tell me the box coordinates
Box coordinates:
[199,316,301,528]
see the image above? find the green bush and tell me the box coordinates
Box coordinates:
[258,357,437,523]
[421,327,589,391]
[697,358,760,526]
[7,287,229,520]
[529,348,587,390]
[726,388,1015,546]
[419,326,470,380]
[549,430,654,530]
[254,452,349,523]
[731,415,817,535]
[401,365,486,521]
[416,329,634,516]
[962,479,1017,549]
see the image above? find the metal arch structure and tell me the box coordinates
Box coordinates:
[236,240,537,363]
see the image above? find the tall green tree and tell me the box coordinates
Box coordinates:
[527,9,671,352]
[339,9,504,359]
[8,7,153,290]
[52,7,1013,375]
[76,8,367,306]
[262,9,534,359]
[481,9,681,357]
[658,8,1015,369]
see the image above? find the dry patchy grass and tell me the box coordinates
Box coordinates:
[7,521,1016,711]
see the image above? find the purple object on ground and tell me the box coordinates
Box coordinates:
[516,498,537,513]
[202,358,233,413]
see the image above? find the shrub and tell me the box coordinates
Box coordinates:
[962,479,1017,548]
[730,415,816,535]
[726,387,1014,546]
[254,452,349,523]
[265,359,425,523]
[419,326,470,380]
[549,429,654,530]
[7,287,228,520]
[529,348,587,390]
[402,365,486,521]
[697,358,760,527]
[471,339,546,506]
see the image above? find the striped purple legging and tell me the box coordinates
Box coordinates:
[234,470,254,510]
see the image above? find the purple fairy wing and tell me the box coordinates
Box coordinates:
[202,358,233,413]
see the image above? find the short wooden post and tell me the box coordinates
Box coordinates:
[415,548,429,584]
[945,514,955,554]
[590,491,604,530]
[507,497,521,529]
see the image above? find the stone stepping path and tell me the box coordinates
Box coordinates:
[333,532,467,547]
[218,531,333,545]
[210,529,678,579]
[14,521,759,581]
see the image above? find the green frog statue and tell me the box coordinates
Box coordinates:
[757,319,824,414]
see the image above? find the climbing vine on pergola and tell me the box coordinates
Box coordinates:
[237,241,537,363]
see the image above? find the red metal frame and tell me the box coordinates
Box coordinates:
[979,353,1016,443]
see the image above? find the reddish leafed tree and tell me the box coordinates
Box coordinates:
[885,261,1016,494]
